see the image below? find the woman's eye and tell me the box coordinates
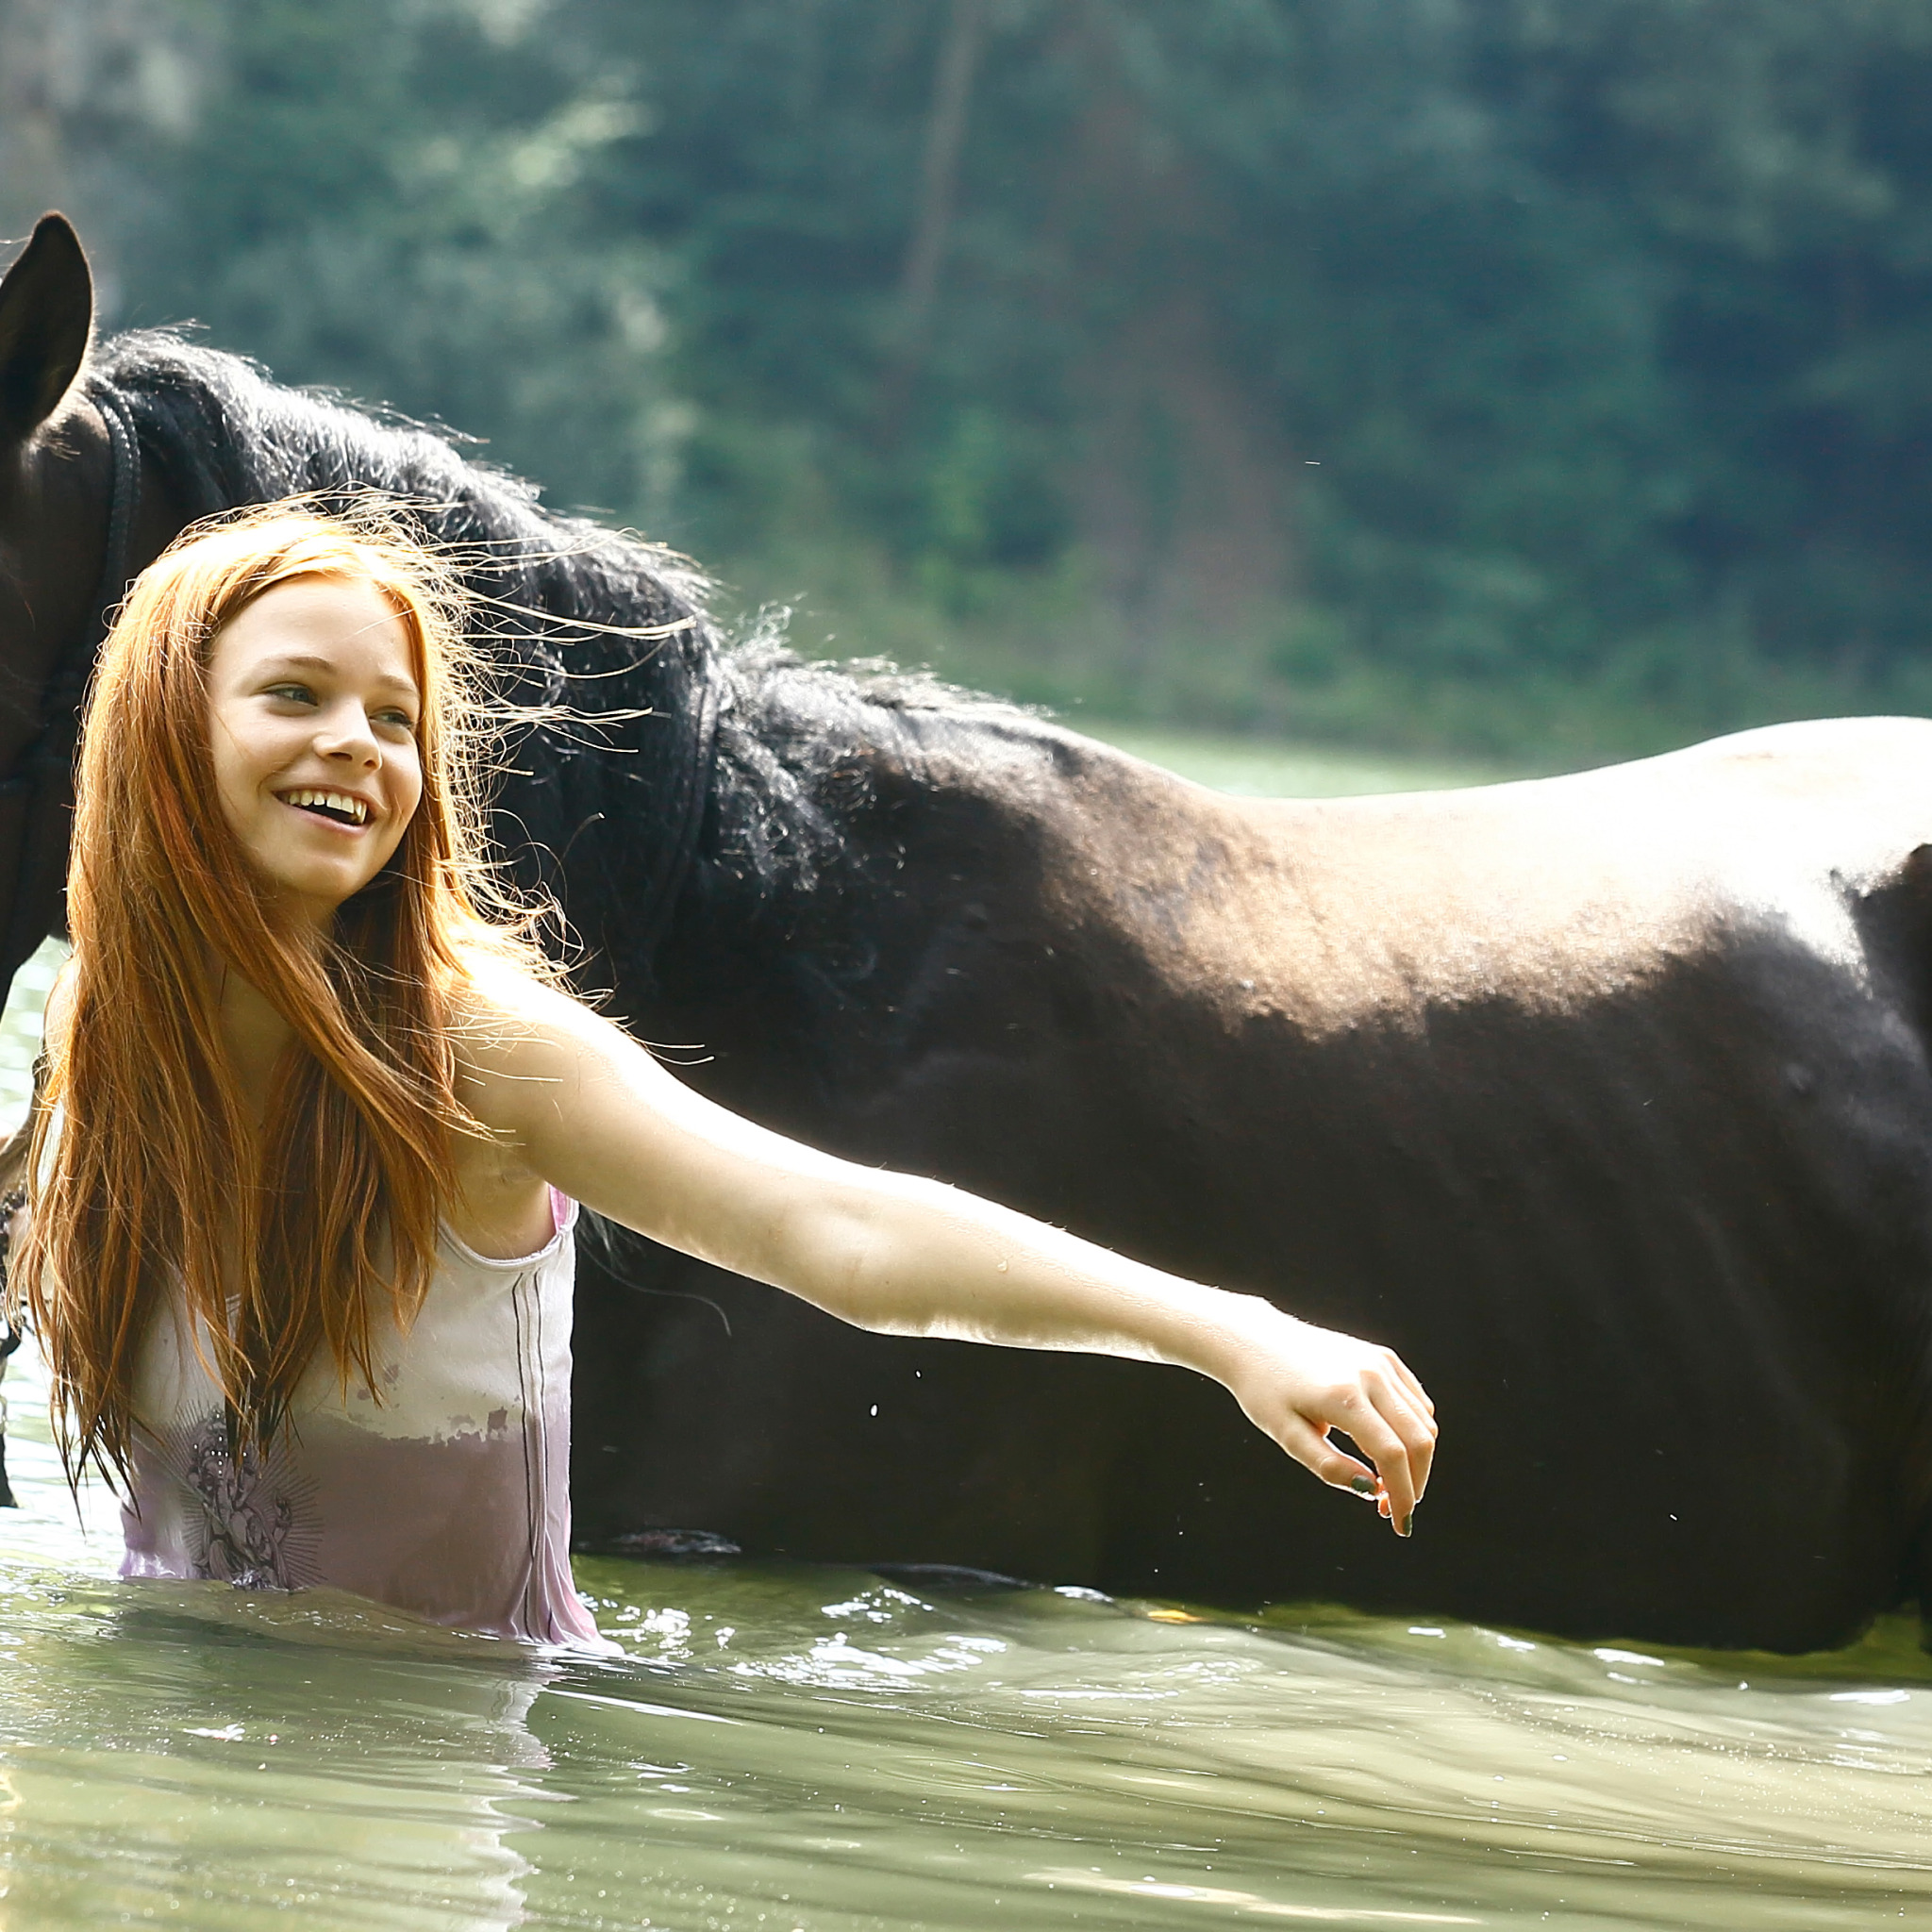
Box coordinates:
[264,684,317,706]
[375,709,417,731]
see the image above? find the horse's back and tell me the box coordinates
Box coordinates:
[1031,713,1932,1022]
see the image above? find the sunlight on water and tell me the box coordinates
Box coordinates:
[2,935,1931,1929]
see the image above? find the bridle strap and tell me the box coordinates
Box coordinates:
[0,382,141,976]
[64,386,140,720]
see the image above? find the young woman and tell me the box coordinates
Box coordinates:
[13,506,1436,1647]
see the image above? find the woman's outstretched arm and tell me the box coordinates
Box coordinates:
[465,974,1437,1535]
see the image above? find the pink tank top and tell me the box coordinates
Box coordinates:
[119,1192,604,1647]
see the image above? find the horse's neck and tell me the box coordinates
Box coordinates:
[517,622,720,983]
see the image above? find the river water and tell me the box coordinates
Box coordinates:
[4,924,1932,1930]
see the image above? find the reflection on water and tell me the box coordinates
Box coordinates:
[2,937,1930,1929]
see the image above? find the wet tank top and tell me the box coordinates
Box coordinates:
[119,1191,605,1647]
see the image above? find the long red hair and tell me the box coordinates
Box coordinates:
[16,503,554,1484]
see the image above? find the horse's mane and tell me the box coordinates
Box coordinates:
[88,332,1030,940]
[93,330,711,660]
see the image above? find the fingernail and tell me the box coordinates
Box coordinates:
[1349,1475,1375,1497]
[1399,1512,1414,1538]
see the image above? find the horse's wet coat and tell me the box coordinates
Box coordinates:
[5,215,1932,1650]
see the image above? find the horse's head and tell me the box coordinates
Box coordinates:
[0,215,177,1006]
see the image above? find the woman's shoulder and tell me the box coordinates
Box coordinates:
[446,950,623,1133]
[41,958,75,1058]
[448,944,599,1043]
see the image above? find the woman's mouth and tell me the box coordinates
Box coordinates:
[277,788,371,827]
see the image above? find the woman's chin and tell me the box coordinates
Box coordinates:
[260,868,375,930]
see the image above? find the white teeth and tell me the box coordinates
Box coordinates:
[282,789,369,824]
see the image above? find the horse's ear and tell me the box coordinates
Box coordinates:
[0,213,93,450]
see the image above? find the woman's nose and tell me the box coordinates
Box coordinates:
[317,705,380,765]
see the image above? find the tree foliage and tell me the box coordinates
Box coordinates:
[12,0,1932,752]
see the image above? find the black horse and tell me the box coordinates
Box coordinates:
[7,213,1932,1651]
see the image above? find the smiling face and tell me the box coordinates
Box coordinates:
[206,573,425,930]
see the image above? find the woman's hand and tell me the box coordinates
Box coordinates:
[1214,1304,1437,1536]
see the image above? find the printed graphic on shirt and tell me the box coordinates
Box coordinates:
[173,1410,321,1591]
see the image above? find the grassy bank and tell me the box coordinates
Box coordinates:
[718,540,1927,776]
[1073,723,1521,797]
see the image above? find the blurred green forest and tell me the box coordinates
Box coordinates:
[7,0,1932,760]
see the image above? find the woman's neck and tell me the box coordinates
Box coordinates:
[216,965,298,1125]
